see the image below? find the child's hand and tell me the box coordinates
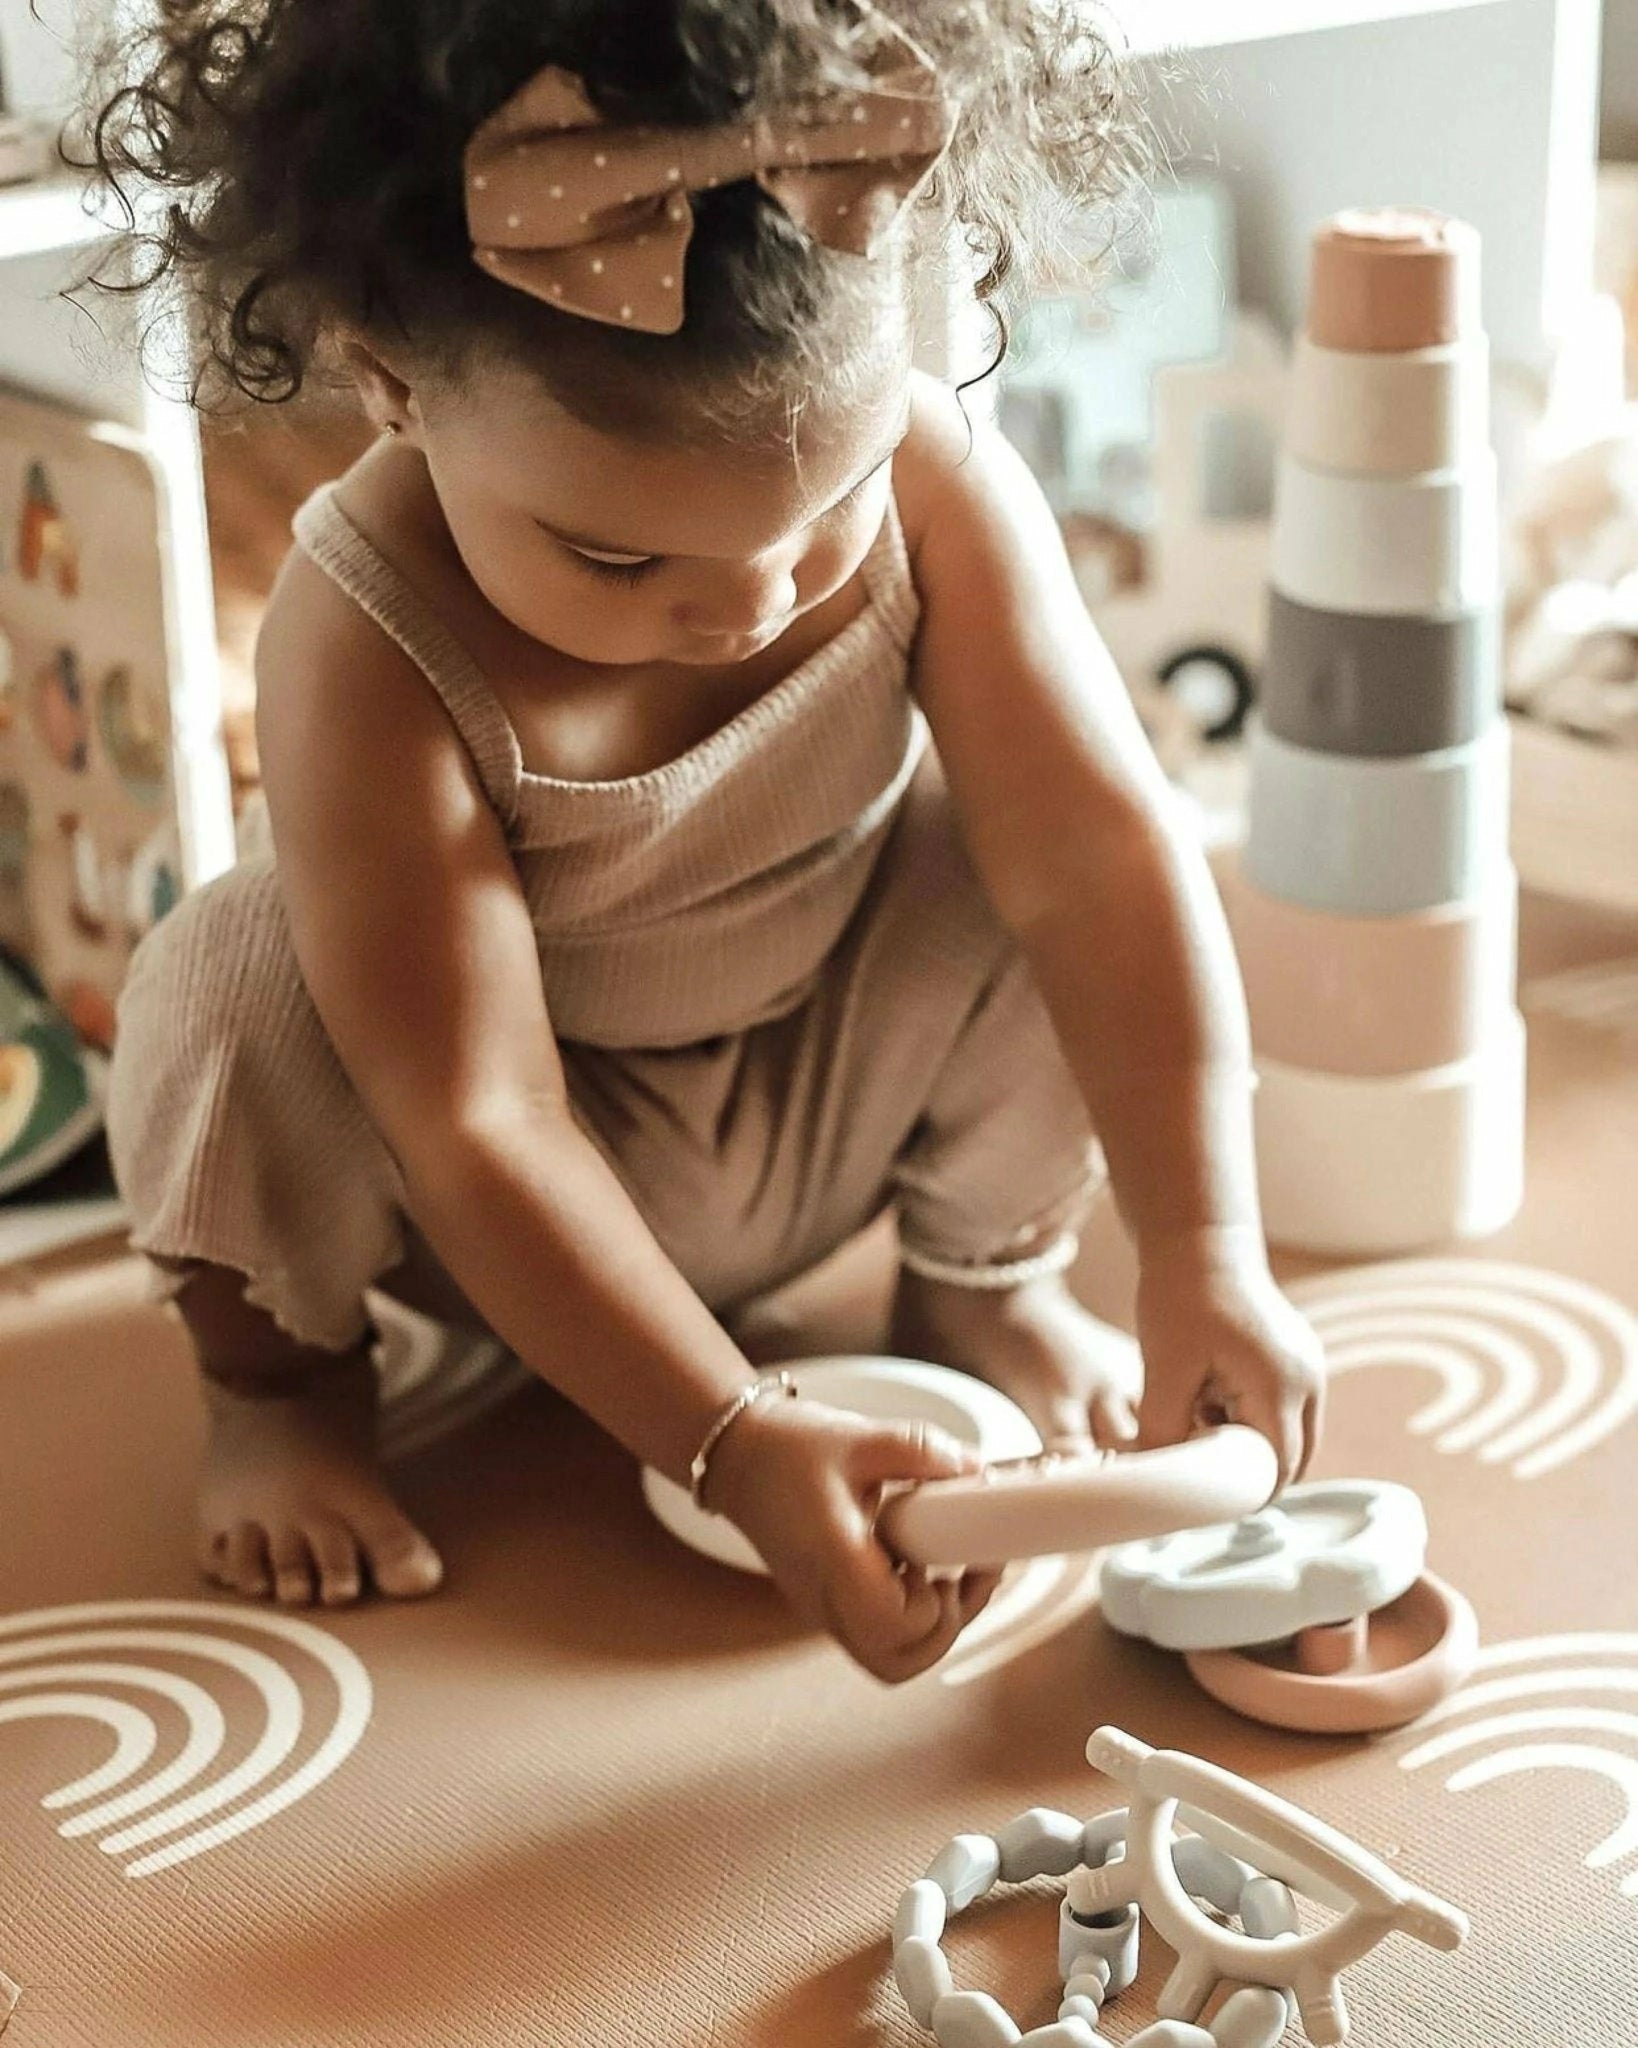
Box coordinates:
[1134,1226,1325,1489]
[705,1398,1002,1683]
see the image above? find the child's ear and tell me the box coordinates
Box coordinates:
[338,337,419,441]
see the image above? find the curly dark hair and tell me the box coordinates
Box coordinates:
[79,0,1145,429]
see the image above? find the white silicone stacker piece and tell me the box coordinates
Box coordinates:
[1212,1986,1292,2048]
[1286,336,1490,476]
[1019,2023,1101,2048]
[899,1938,957,2027]
[896,1879,949,1948]
[877,1428,1279,1569]
[997,1809,1088,1883]
[1126,2025,1215,2048]
[1099,1480,1429,1652]
[926,1834,1002,1912]
[1079,1728,1468,2048]
[932,1990,1023,2048]
[1058,1896,1140,1993]
[1270,454,1499,616]
[1254,1015,1526,1258]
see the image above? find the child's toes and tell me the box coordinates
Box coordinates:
[359,1512,444,1599]
[306,1517,364,1607]
[268,1527,317,1606]
[207,1520,272,1597]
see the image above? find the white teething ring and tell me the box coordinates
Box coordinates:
[877,1427,1280,1568]
[1077,1729,1468,2047]
[893,1803,1296,2048]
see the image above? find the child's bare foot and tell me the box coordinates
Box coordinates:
[891,1268,1142,1452]
[198,1355,444,1607]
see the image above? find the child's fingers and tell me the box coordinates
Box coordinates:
[956,1567,1003,1626]
[825,1540,967,1683]
[846,1419,981,1492]
[1090,1386,1139,1448]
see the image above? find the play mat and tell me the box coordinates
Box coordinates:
[0,889,1634,2047]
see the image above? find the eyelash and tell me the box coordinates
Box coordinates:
[571,552,660,586]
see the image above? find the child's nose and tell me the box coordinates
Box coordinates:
[674,558,799,639]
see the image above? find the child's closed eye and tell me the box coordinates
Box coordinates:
[563,542,662,587]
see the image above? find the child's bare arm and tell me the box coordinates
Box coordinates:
[255,554,752,1483]
[898,380,1323,1480]
[253,554,988,1676]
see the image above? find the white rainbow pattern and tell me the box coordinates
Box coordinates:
[1523,955,1638,1039]
[373,1297,530,1463]
[1397,1634,1638,1904]
[1290,1260,1638,1479]
[0,1601,372,1879]
[939,1550,1108,1689]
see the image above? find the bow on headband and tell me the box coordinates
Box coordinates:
[463,34,955,333]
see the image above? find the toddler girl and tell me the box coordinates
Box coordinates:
[94,0,1324,1682]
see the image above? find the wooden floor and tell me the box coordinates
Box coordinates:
[0,890,1634,2048]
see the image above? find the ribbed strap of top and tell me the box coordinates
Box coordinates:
[292,486,524,830]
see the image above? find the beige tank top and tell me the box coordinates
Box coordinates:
[291,484,927,1050]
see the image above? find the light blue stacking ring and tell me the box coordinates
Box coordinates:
[1261,592,1500,758]
[1244,718,1511,916]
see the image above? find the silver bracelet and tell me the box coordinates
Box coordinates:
[689,1371,798,1510]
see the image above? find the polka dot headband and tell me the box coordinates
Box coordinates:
[463,28,956,334]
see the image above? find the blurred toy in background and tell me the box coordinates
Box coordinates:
[1000,180,1281,833]
[0,389,211,1044]
[0,952,103,1197]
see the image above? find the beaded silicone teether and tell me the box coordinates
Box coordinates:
[892,1800,1298,2048]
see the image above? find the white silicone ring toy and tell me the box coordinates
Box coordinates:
[894,1804,1299,2048]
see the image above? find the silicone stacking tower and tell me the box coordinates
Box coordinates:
[1227,209,1525,1255]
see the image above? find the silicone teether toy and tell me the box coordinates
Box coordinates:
[1076,1729,1467,2046]
[877,1428,1280,1569]
[890,1724,1467,2048]
[1099,1479,1478,1732]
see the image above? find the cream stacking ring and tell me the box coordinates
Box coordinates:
[1261,592,1499,757]
[1270,456,1499,617]
[1220,863,1517,1074]
[1286,335,1489,477]
[1253,1013,1527,1256]
[1244,719,1511,917]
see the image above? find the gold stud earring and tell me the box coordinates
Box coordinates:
[383,419,404,438]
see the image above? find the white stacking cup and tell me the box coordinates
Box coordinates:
[1286,335,1489,477]
[1253,1014,1526,1255]
[1270,454,1499,618]
[1244,717,1511,917]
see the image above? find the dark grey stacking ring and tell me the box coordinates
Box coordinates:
[1261,591,1500,758]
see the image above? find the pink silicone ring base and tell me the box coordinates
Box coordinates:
[1184,1573,1479,1734]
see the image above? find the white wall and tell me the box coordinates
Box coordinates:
[1152,0,1603,375]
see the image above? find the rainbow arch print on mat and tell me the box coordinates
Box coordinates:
[1289,1259,1638,1479]
[938,1550,1107,1688]
[1396,1634,1638,1904]
[0,1600,372,1880]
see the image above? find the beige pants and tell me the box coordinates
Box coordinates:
[107,759,1100,1352]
